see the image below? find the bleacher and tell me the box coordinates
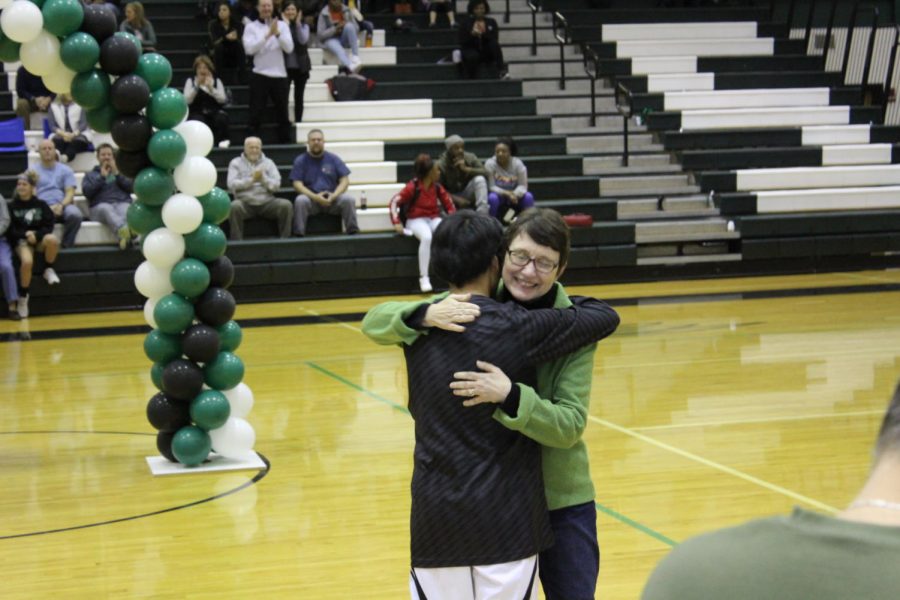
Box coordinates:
[1,0,899,315]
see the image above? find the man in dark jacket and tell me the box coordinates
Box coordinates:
[82,144,134,250]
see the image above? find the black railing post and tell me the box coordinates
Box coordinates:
[823,0,839,65]
[615,82,633,167]
[803,1,815,51]
[527,0,539,56]
[504,0,510,24]
[552,12,569,90]
[860,8,880,92]
[582,44,598,127]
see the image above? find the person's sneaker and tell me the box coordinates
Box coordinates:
[43,267,60,285]
[8,308,20,321]
[419,277,433,293]
[350,55,363,73]
[117,225,132,250]
[218,140,231,148]
[16,295,29,318]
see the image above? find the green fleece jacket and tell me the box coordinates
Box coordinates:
[360,283,597,510]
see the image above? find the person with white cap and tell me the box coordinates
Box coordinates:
[438,134,489,214]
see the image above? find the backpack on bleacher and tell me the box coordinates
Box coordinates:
[326,73,376,101]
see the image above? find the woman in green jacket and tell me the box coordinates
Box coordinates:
[362,208,617,599]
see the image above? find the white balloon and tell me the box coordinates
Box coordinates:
[173,120,214,158]
[223,383,254,419]
[134,260,174,299]
[142,227,185,269]
[209,417,255,459]
[20,31,61,76]
[0,1,43,43]
[161,193,203,235]
[0,0,14,10]
[144,297,158,328]
[42,64,77,95]
[173,156,217,197]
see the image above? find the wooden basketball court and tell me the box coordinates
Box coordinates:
[1,270,898,598]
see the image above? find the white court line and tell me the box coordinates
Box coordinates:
[589,414,840,514]
[632,409,885,432]
[299,307,363,333]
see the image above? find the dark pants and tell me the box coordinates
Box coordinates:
[189,108,230,144]
[539,502,600,600]
[214,42,247,85]
[246,72,291,143]
[460,39,505,79]
[286,68,309,123]
[52,135,91,162]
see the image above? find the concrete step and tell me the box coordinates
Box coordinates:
[508,60,589,79]
[504,44,582,61]
[524,79,600,96]
[583,153,672,169]
[602,183,702,198]
[553,115,646,134]
[537,96,616,115]
[500,28,558,44]
[635,218,739,243]
[601,173,691,194]
[637,252,742,265]
[617,195,720,220]
[567,134,661,154]
[588,164,684,177]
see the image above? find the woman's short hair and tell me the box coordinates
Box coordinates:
[193,54,217,75]
[413,153,434,180]
[466,0,490,14]
[503,208,571,271]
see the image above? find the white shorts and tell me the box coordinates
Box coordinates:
[409,555,539,600]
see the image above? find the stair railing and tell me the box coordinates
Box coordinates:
[526,0,541,56]
[615,81,633,167]
[582,43,600,127]
[504,0,510,24]
[552,11,570,90]
[822,0,839,66]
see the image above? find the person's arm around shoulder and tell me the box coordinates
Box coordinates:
[519,296,619,365]
[361,297,442,346]
[361,292,479,345]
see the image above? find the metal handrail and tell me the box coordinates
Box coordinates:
[581,43,599,127]
[822,0,839,65]
[526,0,540,56]
[552,11,569,90]
[615,82,634,167]
[504,0,510,24]
[803,0,815,51]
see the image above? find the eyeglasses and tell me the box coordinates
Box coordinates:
[507,249,558,274]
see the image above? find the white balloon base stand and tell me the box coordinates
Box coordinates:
[146,451,265,476]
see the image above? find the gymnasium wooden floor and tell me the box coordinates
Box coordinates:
[1,269,899,599]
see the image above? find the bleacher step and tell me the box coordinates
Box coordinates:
[637,253,742,265]
[567,134,661,154]
[618,195,717,219]
[524,79,598,96]
[601,174,691,194]
[537,96,616,115]
[583,154,672,169]
[553,115,646,134]
[636,218,739,243]
[584,160,679,176]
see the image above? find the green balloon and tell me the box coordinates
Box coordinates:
[85,104,117,134]
[150,361,165,391]
[42,0,84,37]
[134,167,175,207]
[198,187,231,224]
[204,351,244,390]
[0,29,21,63]
[190,390,231,430]
[217,320,242,352]
[170,258,211,299]
[135,53,172,92]
[60,32,100,73]
[70,69,110,110]
[127,201,165,235]
[184,223,227,262]
[114,30,142,54]
[143,330,182,363]
[153,293,195,335]
[147,129,186,170]
[171,425,211,466]
[147,88,187,130]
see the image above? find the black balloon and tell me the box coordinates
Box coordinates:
[161,358,205,401]
[146,392,191,432]
[111,115,151,152]
[100,35,140,76]
[156,430,177,462]
[115,148,151,178]
[195,287,236,327]
[110,74,150,114]
[207,255,234,289]
[182,324,221,364]
[80,4,118,43]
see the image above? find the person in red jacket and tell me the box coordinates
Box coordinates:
[390,153,456,293]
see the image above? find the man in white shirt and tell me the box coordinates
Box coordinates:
[242,0,294,143]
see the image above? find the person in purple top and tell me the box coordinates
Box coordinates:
[290,128,359,236]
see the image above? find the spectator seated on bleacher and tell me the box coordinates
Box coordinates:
[317,0,362,73]
[428,0,456,28]
[485,136,534,224]
[0,194,22,320]
[290,128,359,236]
[120,1,158,53]
[185,55,233,148]
[82,143,135,251]
[282,0,312,123]
[389,153,456,293]
[347,0,375,47]
[14,66,54,131]
[34,139,82,248]
[7,171,61,318]
[438,134,488,214]
[47,94,93,164]
[209,0,247,85]
[458,0,506,79]
[227,136,293,240]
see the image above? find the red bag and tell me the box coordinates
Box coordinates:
[394,2,412,14]
[563,213,593,228]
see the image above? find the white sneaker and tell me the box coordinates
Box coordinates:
[419,277,432,293]
[43,267,60,285]
[218,140,231,148]
[349,55,363,73]
[17,295,29,318]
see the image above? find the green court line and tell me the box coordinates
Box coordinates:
[306,360,678,549]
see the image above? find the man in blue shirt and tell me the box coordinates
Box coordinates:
[290,129,359,236]
[34,138,82,249]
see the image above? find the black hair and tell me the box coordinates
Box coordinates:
[503,207,571,271]
[496,136,517,156]
[431,211,504,287]
[466,0,489,14]
[95,142,115,157]
[413,153,433,179]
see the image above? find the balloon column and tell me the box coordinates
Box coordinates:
[0,1,257,466]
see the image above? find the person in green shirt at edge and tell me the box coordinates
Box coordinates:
[362,207,619,600]
[642,379,900,600]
